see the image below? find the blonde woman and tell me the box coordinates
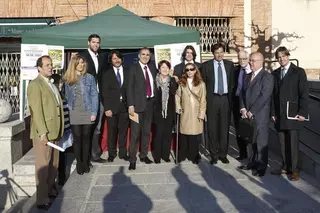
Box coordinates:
[64,54,98,175]
[175,63,206,164]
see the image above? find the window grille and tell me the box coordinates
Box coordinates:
[175,17,231,53]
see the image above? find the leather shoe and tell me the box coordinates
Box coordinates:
[210,157,218,165]
[88,162,93,168]
[238,165,252,170]
[192,158,200,164]
[236,156,247,161]
[37,202,52,210]
[154,159,161,164]
[140,157,153,164]
[129,162,136,170]
[290,172,300,181]
[119,155,130,161]
[219,157,230,164]
[107,156,115,162]
[252,170,265,177]
[92,158,108,163]
[270,169,287,175]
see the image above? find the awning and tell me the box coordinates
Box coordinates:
[0,18,56,37]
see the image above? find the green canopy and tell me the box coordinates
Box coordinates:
[21,5,199,49]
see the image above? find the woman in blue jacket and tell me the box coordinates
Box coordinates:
[64,54,98,175]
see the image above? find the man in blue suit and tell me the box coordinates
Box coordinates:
[238,52,274,177]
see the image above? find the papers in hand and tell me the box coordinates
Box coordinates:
[129,113,139,123]
[286,101,309,121]
[47,141,65,152]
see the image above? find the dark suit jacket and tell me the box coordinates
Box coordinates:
[173,62,202,79]
[79,50,104,92]
[240,69,274,126]
[101,66,129,114]
[153,77,178,125]
[127,63,157,112]
[271,63,309,130]
[201,59,235,108]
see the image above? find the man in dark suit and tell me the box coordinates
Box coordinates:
[80,34,107,163]
[232,50,251,160]
[271,46,309,181]
[173,45,201,81]
[238,52,274,177]
[127,47,157,170]
[101,50,130,163]
[201,42,234,164]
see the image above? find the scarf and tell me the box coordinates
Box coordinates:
[156,73,170,118]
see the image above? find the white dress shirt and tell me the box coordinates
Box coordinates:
[88,48,99,73]
[139,61,154,98]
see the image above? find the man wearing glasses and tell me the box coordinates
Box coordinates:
[232,50,252,160]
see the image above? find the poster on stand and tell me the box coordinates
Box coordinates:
[47,45,64,70]
[154,42,201,69]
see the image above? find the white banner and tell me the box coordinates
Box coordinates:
[154,42,201,69]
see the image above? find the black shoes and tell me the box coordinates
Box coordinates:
[129,162,136,170]
[140,156,153,164]
[37,202,52,210]
[107,156,115,162]
[119,155,130,161]
[218,157,230,164]
[210,156,218,165]
[92,158,108,163]
[252,169,266,177]
[162,158,171,163]
[154,159,161,164]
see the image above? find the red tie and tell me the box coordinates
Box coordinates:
[144,66,152,97]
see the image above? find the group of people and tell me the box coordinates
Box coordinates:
[27,33,308,210]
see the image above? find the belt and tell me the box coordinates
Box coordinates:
[213,93,228,96]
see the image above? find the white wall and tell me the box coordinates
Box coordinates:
[272,0,320,70]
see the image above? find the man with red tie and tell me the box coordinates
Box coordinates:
[127,48,157,170]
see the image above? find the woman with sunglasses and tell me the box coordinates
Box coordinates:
[175,63,206,164]
[152,60,178,164]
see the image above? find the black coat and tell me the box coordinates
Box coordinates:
[126,63,157,112]
[100,66,129,114]
[173,62,202,79]
[153,77,178,125]
[271,63,309,130]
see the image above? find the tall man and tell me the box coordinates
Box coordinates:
[127,48,157,170]
[27,56,64,210]
[271,46,309,181]
[239,52,274,177]
[233,50,251,160]
[80,34,107,163]
[101,50,130,162]
[173,45,201,79]
[201,43,234,164]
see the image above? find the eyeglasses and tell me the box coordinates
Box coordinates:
[185,68,196,72]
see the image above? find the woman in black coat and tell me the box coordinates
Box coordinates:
[152,60,178,164]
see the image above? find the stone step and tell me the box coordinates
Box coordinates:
[14,175,36,185]
[13,185,36,197]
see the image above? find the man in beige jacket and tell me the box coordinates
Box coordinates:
[27,55,64,210]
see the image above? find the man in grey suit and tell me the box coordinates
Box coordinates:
[238,52,274,177]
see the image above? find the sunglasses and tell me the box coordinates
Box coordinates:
[185,68,196,72]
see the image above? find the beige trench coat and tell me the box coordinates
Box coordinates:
[175,81,206,135]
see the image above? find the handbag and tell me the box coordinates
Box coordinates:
[237,117,257,144]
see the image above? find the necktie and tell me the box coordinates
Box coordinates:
[217,62,224,95]
[116,68,121,86]
[236,68,245,96]
[250,72,255,82]
[281,67,286,80]
[144,66,152,97]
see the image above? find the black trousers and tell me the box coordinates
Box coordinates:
[207,95,230,158]
[129,99,154,163]
[278,130,300,172]
[71,124,93,169]
[232,95,248,157]
[106,101,129,158]
[248,124,269,172]
[152,118,173,161]
[178,134,201,162]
